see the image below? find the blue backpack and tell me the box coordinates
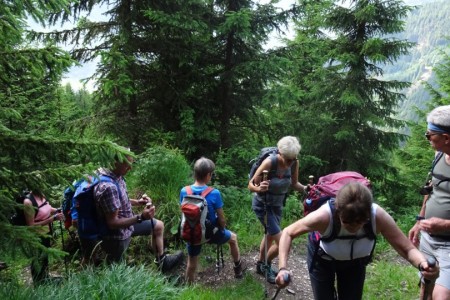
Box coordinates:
[62,179,84,229]
[72,175,121,240]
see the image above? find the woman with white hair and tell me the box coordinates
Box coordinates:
[248,136,306,283]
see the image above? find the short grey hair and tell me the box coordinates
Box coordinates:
[427,105,450,127]
[277,136,301,159]
[194,157,215,180]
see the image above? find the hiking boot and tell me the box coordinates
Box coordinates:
[265,265,277,284]
[256,260,265,275]
[256,261,277,284]
[234,260,243,279]
[156,251,184,272]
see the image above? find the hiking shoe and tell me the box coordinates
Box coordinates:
[256,261,277,284]
[234,260,243,279]
[265,265,277,284]
[156,251,184,272]
[256,261,265,275]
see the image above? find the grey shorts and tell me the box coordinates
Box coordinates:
[101,219,157,263]
[419,232,450,290]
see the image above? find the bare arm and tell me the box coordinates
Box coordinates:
[378,206,439,280]
[278,206,329,269]
[216,208,226,229]
[104,205,155,229]
[248,158,272,193]
[408,194,428,246]
[289,160,306,193]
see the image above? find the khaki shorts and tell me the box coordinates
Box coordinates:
[420,231,450,290]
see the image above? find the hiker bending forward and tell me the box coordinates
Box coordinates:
[94,152,183,271]
[180,157,243,284]
[276,182,439,300]
[248,136,306,284]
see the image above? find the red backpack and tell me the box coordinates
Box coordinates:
[303,171,371,216]
[180,186,215,245]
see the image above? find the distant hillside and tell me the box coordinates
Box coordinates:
[385,0,450,122]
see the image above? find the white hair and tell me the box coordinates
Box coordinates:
[427,105,450,127]
[277,136,301,158]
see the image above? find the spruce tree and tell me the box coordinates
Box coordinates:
[287,0,413,178]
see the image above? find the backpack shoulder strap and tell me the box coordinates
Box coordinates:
[323,199,340,241]
[26,194,45,217]
[185,185,193,195]
[201,186,214,198]
[97,175,122,201]
[268,155,278,178]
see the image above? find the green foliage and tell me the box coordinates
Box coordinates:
[179,275,263,299]
[364,260,418,299]
[0,263,182,300]
[126,146,192,235]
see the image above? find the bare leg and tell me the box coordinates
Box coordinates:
[152,220,164,257]
[185,255,199,284]
[228,232,240,262]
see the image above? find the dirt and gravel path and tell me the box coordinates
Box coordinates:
[194,244,314,300]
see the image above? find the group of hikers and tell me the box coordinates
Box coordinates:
[19,105,450,300]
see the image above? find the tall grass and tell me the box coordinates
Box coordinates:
[0,264,182,300]
[126,146,192,235]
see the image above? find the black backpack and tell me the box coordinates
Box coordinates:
[248,147,278,180]
[10,193,46,226]
[308,199,376,272]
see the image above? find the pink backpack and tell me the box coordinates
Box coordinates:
[303,171,371,216]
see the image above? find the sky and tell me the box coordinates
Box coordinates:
[29,0,295,91]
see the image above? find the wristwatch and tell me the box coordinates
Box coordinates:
[136,214,143,223]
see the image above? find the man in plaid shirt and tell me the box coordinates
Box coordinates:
[94,154,183,271]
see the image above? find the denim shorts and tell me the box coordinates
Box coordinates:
[420,232,450,290]
[252,197,282,236]
[186,228,232,257]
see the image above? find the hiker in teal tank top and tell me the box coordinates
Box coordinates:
[409,105,450,299]
[248,136,307,284]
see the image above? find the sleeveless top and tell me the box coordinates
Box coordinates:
[425,153,450,237]
[320,203,378,260]
[254,155,292,207]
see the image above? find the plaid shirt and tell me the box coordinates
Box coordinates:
[94,168,133,240]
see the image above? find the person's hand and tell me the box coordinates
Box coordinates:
[418,217,446,235]
[53,212,64,221]
[408,222,421,247]
[259,180,270,193]
[275,269,291,288]
[137,193,151,205]
[141,203,155,220]
[420,260,440,281]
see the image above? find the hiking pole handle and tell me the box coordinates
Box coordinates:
[262,170,268,181]
[423,257,436,284]
[422,257,436,300]
[271,273,291,300]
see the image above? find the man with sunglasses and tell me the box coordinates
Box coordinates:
[409,105,450,299]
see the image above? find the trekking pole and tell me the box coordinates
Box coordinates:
[271,272,291,300]
[146,200,160,267]
[216,244,223,275]
[422,257,436,300]
[57,208,68,275]
[262,170,269,298]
